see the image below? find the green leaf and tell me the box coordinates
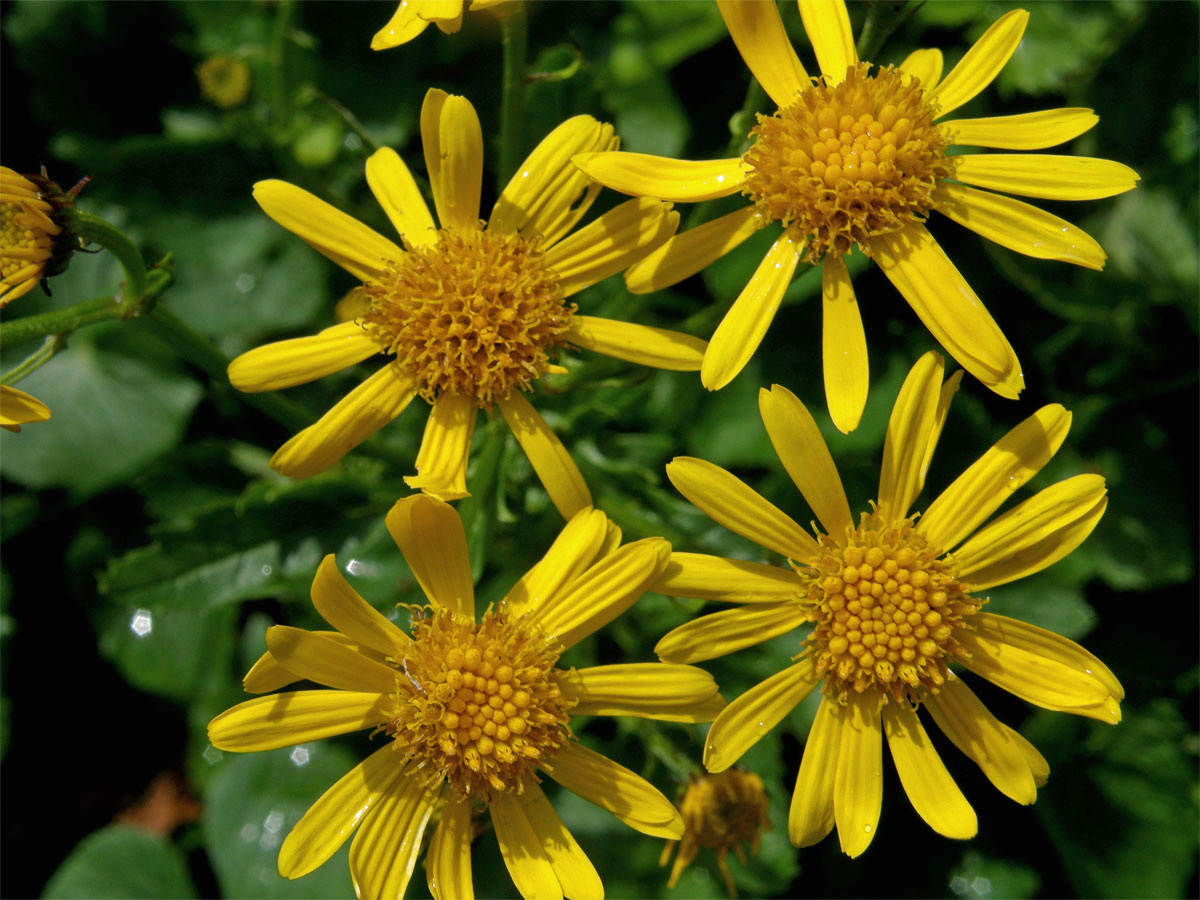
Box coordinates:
[1025,700,1200,899]
[948,850,1041,899]
[42,825,197,900]
[0,335,202,499]
[203,743,359,899]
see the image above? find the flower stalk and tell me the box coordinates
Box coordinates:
[497,1,528,190]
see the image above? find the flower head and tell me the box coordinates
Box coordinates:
[372,0,513,50]
[1,166,76,306]
[230,89,700,518]
[574,1,1140,433]
[196,54,251,109]
[210,495,725,898]
[0,384,51,433]
[653,351,1120,858]
[661,769,769,897]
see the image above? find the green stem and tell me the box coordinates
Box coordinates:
[497,1,528,191]
[1,297,122,348]
[311,88,380,153]
[75,211,147,304]
[269,0,295,131]
[856,0,922,62]
[0,334,66,386]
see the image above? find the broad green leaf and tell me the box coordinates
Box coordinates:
[42,825,197,900]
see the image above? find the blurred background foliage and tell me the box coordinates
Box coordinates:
[1,0,1196,898]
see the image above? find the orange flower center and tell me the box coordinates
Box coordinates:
[742,63,951,261]
[385,606,573,799]
[1,170,61,295]
[801,510,979,705]
[362,227,571,406]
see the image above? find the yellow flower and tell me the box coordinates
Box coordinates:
[372,0,513,50]
[0,384,51,433]
[1,166,64,305]
[574,1,1140,432]
[230,89,697,517]
[660,769,769,897]
[209,495,725,899]
[653,351,1120,858]
[196,54,251,109]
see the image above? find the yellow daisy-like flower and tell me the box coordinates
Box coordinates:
[231,89,699,517]
[660,769,769,897]
[574,1,1140,432]
[653,351,1120,858]
[372,0,512,50]
[0,384,51,433]
[1,166,64,305]
[209,495,725,899]
[196,54,252,109]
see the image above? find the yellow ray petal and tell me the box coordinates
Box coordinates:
[253,180,404,284]
[956,630,1118,723]
[952,154,1141,201]
[490,791,562,900]
[531,538,670,650]
[541,742,684,839]
[927,9,1029,117]
[428,793,474,900]
[405,392,477,500]
[666,456,819,561]
[759,383,853,535]
[625,206,764,294]
[0,384,50,431]
[311,554,413,656]
[516,782,603,900]
[348,772,435,900]
[833,693,883,858]
[423,0,465,26]
[972,612,1123,701]
[899,48,943,90]
[502,506,610,617]
[917,369,963,498]
[819,255,869,433]
[702,233,802,391]
[385,494,475,620]
[882,703,977,839]
[925,675,1037,804]
[566,315,706,371]
[270,364,417,479]
[207,691,389,751]
[715,0,808,108]
[365,147,438,248]
[572,152,747,202]
[877,351,945,520]
[941,108,1098,150]
[867,223,1022,398]
[544,197,678,297]
[228,323,382,393]
[266,626,398,694]
[933,182,1106,271]
[371,0,436,49]
[655,601,810,665]
[789,697,838,847]
[919,403,1071,551]
[562,663,723,723]
[279,744,408,879]
[497,391,592,519]
[244,630,388,694]
[704,659,818,772]
[652,551,803,604]
[799,0,857,82]
[952,475,1107,588]
[422,90,484,230]
[1002,724,1050,787]
[491,116,618,246]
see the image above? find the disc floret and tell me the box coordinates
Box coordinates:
[801,509,980,705]
[385,606,574,800]
[363,227,571,405]
[742,63,952,261]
